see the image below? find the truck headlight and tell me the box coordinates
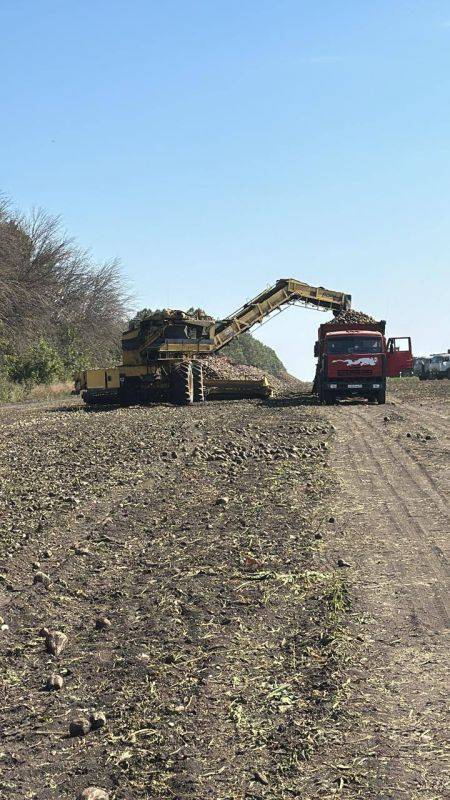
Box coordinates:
[329,383,337,389]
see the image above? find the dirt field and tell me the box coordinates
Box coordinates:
[319,378,449,799]
[0,378,448,799]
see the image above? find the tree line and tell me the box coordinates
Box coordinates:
[1,195,286,400]
[0,196,128,396]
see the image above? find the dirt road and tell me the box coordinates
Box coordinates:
[0,379,448,799]
[320,382,449,799]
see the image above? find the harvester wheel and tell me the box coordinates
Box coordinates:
[377,388,386,404]
[170,362,194,405]
[192,361,205,402]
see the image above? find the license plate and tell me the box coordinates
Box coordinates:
[348,383,362,388]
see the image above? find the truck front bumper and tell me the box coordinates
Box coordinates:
[326,379,383,395]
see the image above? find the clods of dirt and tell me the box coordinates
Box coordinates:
[79,789,109,800]
[90,711,107,730]
[33,570,51,588]
[69,717,91,737]
[46,673,64,691]
[45,630,68,656]
[95,615,112,630]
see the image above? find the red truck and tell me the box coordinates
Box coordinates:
[314,321,413,405]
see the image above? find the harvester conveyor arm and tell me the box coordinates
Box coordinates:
[213,278,351,350]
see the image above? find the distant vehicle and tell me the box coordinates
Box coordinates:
[413,357,430,378]
[420,353,450,380]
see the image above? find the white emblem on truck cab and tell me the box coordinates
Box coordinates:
[333,357,378,367]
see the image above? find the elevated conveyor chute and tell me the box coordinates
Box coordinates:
[212,278,351,350]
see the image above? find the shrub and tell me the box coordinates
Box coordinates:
[0,371,27,403]
[5,339,65,385]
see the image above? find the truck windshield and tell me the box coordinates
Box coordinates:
[327,336,382,354]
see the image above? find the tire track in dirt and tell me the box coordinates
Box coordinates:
[396,399,449,436]
[343,429,444,629]
[340,406,448,629]
[393,395,449,443]
[352,410,449,511]
[351,413,449,546]
[323,402,449,798]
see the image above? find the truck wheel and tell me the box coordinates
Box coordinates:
[192,361,205,402]
[323,391,336,405]
[377,389,386,404]
[170,362,194,405]
[317,380,326,404]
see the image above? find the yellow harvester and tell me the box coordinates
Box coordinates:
[77,278,351,405]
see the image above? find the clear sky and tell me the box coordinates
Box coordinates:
[1,1,449,377]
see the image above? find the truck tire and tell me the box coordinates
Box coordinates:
[170,362,194,405]
[377,388,386,404]
[317,377,325,404]
[323,391,336,405]
[192,361,205,402]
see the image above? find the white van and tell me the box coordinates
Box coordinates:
[428,353,450,379]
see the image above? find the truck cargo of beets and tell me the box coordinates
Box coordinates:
[313,320,412,405]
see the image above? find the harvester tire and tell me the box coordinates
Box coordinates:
[377,389,386,404]
[192,361,205,402]
[170,362,194,405]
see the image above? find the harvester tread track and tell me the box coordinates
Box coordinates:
[192,361,205,402]
[171,362,194,405]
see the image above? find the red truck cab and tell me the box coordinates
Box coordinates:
[314,322,412,404]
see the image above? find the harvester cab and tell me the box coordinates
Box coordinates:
[123,310,215,365]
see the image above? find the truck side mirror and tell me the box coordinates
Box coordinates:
[314,341,320,357]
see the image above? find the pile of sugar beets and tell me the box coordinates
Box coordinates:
[330,308,377,325]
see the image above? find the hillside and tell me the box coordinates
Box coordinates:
[221,331,286,377]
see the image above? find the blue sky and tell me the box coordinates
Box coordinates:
[1,1,449,377]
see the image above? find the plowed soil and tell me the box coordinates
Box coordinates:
[0,377,448,800]
[317,378,449,799]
